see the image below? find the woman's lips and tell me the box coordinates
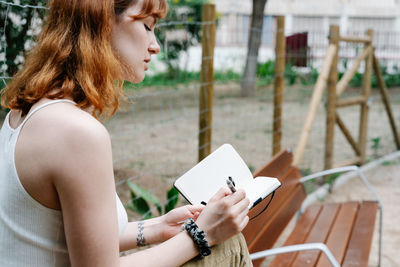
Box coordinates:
[144,59,150,70]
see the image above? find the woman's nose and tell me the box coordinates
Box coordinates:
[148,39,160,55]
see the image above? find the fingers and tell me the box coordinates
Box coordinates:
[226,189,247,206]
[230,196,250,227]
[208,187,231,202]
[233,206,250,232]
[231,194,250,213]
[185,204,204,214]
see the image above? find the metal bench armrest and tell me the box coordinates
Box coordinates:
[299,165,382,267]
[299,165,382,207]
[250,243,340,267]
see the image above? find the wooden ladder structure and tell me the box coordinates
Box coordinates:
[293,24,400,169]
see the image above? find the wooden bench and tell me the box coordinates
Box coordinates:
[242,150,381,267]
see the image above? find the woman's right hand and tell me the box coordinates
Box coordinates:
[194,187,250,246]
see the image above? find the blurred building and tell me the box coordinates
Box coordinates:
[181,0,400,72]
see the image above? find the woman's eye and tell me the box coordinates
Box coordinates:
[144,24,151,31]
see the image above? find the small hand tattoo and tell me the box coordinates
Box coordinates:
[136,221,147,247]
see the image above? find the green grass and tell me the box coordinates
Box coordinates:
[124,61,400,92]
[125,70,241,90]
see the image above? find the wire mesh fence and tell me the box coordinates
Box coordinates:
[1,1,399,221]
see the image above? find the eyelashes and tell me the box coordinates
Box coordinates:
[144,24,151,31]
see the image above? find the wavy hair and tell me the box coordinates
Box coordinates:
[1,0,167,118]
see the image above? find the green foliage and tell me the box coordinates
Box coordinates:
[381,159,400,166]
[234,132,246,140]
[127,69,240,89]
[370,137,382,159]
[301,168,312,176]
[0,105,8,118]
[0,0,47,77]
[300,168,316,194]
[284,64,298,85]
[300,168,343,194]
[135,71,201,88]
[165,187,180,213]
[256,60,321,86]
[257,60,275,86]
[127,181,180,218]
[156,0,205,78]
[255,58,400,89]
[248,164,255,173]
[214,69,241,81]
[1,1,47,115]
[299,67,319,86]
[129,191,152,219]
[130,58,399,89]
[0,82,8,116]
[325,173,342,186]
[257,60,275,77]
[338,63,400,89]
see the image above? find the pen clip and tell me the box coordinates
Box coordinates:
[228,176,235,186]
[226,177,236,193]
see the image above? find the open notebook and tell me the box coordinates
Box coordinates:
[174,144,281,209]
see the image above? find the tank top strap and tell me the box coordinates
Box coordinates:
[19,99,76,130]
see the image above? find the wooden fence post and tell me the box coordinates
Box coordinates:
[198,4,216,161]
[272,16,285,156]
[373,52,400,149]
[358,29,373,164]
[324,25,339,171]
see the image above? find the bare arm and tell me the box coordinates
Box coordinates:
[119,204,203,251]
[120,218,165,252]
[119,188,249,266]
[48,110,249,267]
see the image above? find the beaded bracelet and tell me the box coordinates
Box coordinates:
[184,218,211,258]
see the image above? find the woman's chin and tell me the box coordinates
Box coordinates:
[124,73,145,84]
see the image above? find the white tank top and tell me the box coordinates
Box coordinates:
[0,99,128,266]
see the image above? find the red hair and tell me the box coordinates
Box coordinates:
[1,0,167,118]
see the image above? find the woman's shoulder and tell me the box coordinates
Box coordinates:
[15,100,114,198]
[30,100,109,142]
[22,100,112,166]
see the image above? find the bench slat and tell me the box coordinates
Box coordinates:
[269,205,322,267]
[316,202,359,267]
[243,149,294,245]
[342,201,378,267]
[250,184,306,267]
[291,203,340,267]
[253,149,293,179]
[243,150,378,267]
[244,166,304,246]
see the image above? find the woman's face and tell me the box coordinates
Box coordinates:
[111,1,161,83]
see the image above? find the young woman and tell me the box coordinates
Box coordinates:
[0,0,252,266]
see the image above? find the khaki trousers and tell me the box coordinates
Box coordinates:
[182,233,253,267]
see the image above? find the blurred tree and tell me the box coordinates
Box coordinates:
[0,0,47,78]
[0,1,46,114]
[240,0,268,97]
[155,0,204,79]
[0,0,205,83]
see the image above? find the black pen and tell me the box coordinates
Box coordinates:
[226,178,236,193]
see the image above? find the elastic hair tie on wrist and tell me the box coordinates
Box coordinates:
[184,218,211,258]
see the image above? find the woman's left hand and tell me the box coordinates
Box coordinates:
[161,205,204,241]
